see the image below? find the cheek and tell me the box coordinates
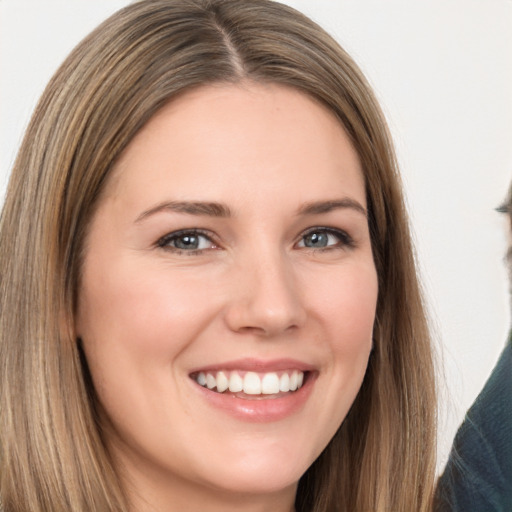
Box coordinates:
[78,259,218,360]
[76,259,221,429]
[76,261,227,433]
[314,261,378,344]
[291,261,377,454]
[312,261,378,398]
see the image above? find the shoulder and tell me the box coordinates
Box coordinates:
[435,338,512,511]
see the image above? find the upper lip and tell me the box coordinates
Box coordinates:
[189,358,316,374]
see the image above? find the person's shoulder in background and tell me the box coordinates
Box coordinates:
[435,334,512,511]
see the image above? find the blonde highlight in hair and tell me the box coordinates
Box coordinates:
[0,1,436,510]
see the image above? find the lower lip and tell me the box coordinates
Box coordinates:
[191,373,316,422]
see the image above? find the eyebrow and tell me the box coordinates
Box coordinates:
[135,197,367,223]
[135,201,232,223]
[297,198,367,218]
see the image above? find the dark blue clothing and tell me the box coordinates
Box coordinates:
[435,336,512,511]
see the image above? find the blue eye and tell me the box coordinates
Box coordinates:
[157,230,216,252]
[297,228,352,249]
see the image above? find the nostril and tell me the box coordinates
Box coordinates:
[224,300,306,336]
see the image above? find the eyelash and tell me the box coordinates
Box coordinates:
[156,229,217,255]
[156,227,354,255]
[298,227,355,251]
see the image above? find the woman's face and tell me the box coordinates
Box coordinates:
[76,83,378,509]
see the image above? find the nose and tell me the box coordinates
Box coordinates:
[224,250,307,337]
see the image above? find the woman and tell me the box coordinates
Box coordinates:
[0,1,437,511]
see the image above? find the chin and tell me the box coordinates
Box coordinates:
[208,468,301,497]
[195,446,311,496]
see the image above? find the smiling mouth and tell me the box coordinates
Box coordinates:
[191,370,306,396]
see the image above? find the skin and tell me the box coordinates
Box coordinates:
[76,82,379,512]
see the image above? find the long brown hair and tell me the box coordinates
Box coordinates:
[0,1,436,510]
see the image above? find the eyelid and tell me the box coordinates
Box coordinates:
[156,228,219,252]
[296,226,355,249]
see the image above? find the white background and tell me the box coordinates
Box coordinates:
[1,0,511,471]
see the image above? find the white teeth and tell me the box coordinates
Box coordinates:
[206,373,216,389]
[229,372,243,392]
[243,372,261,394]
[289,370,298,391]
[197,372,206,386]
[261,373,280,394]
[216,371,229,393]
[279,373,290,392]
[194,370,305,395]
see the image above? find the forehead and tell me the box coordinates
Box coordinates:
[106,82,365,213]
